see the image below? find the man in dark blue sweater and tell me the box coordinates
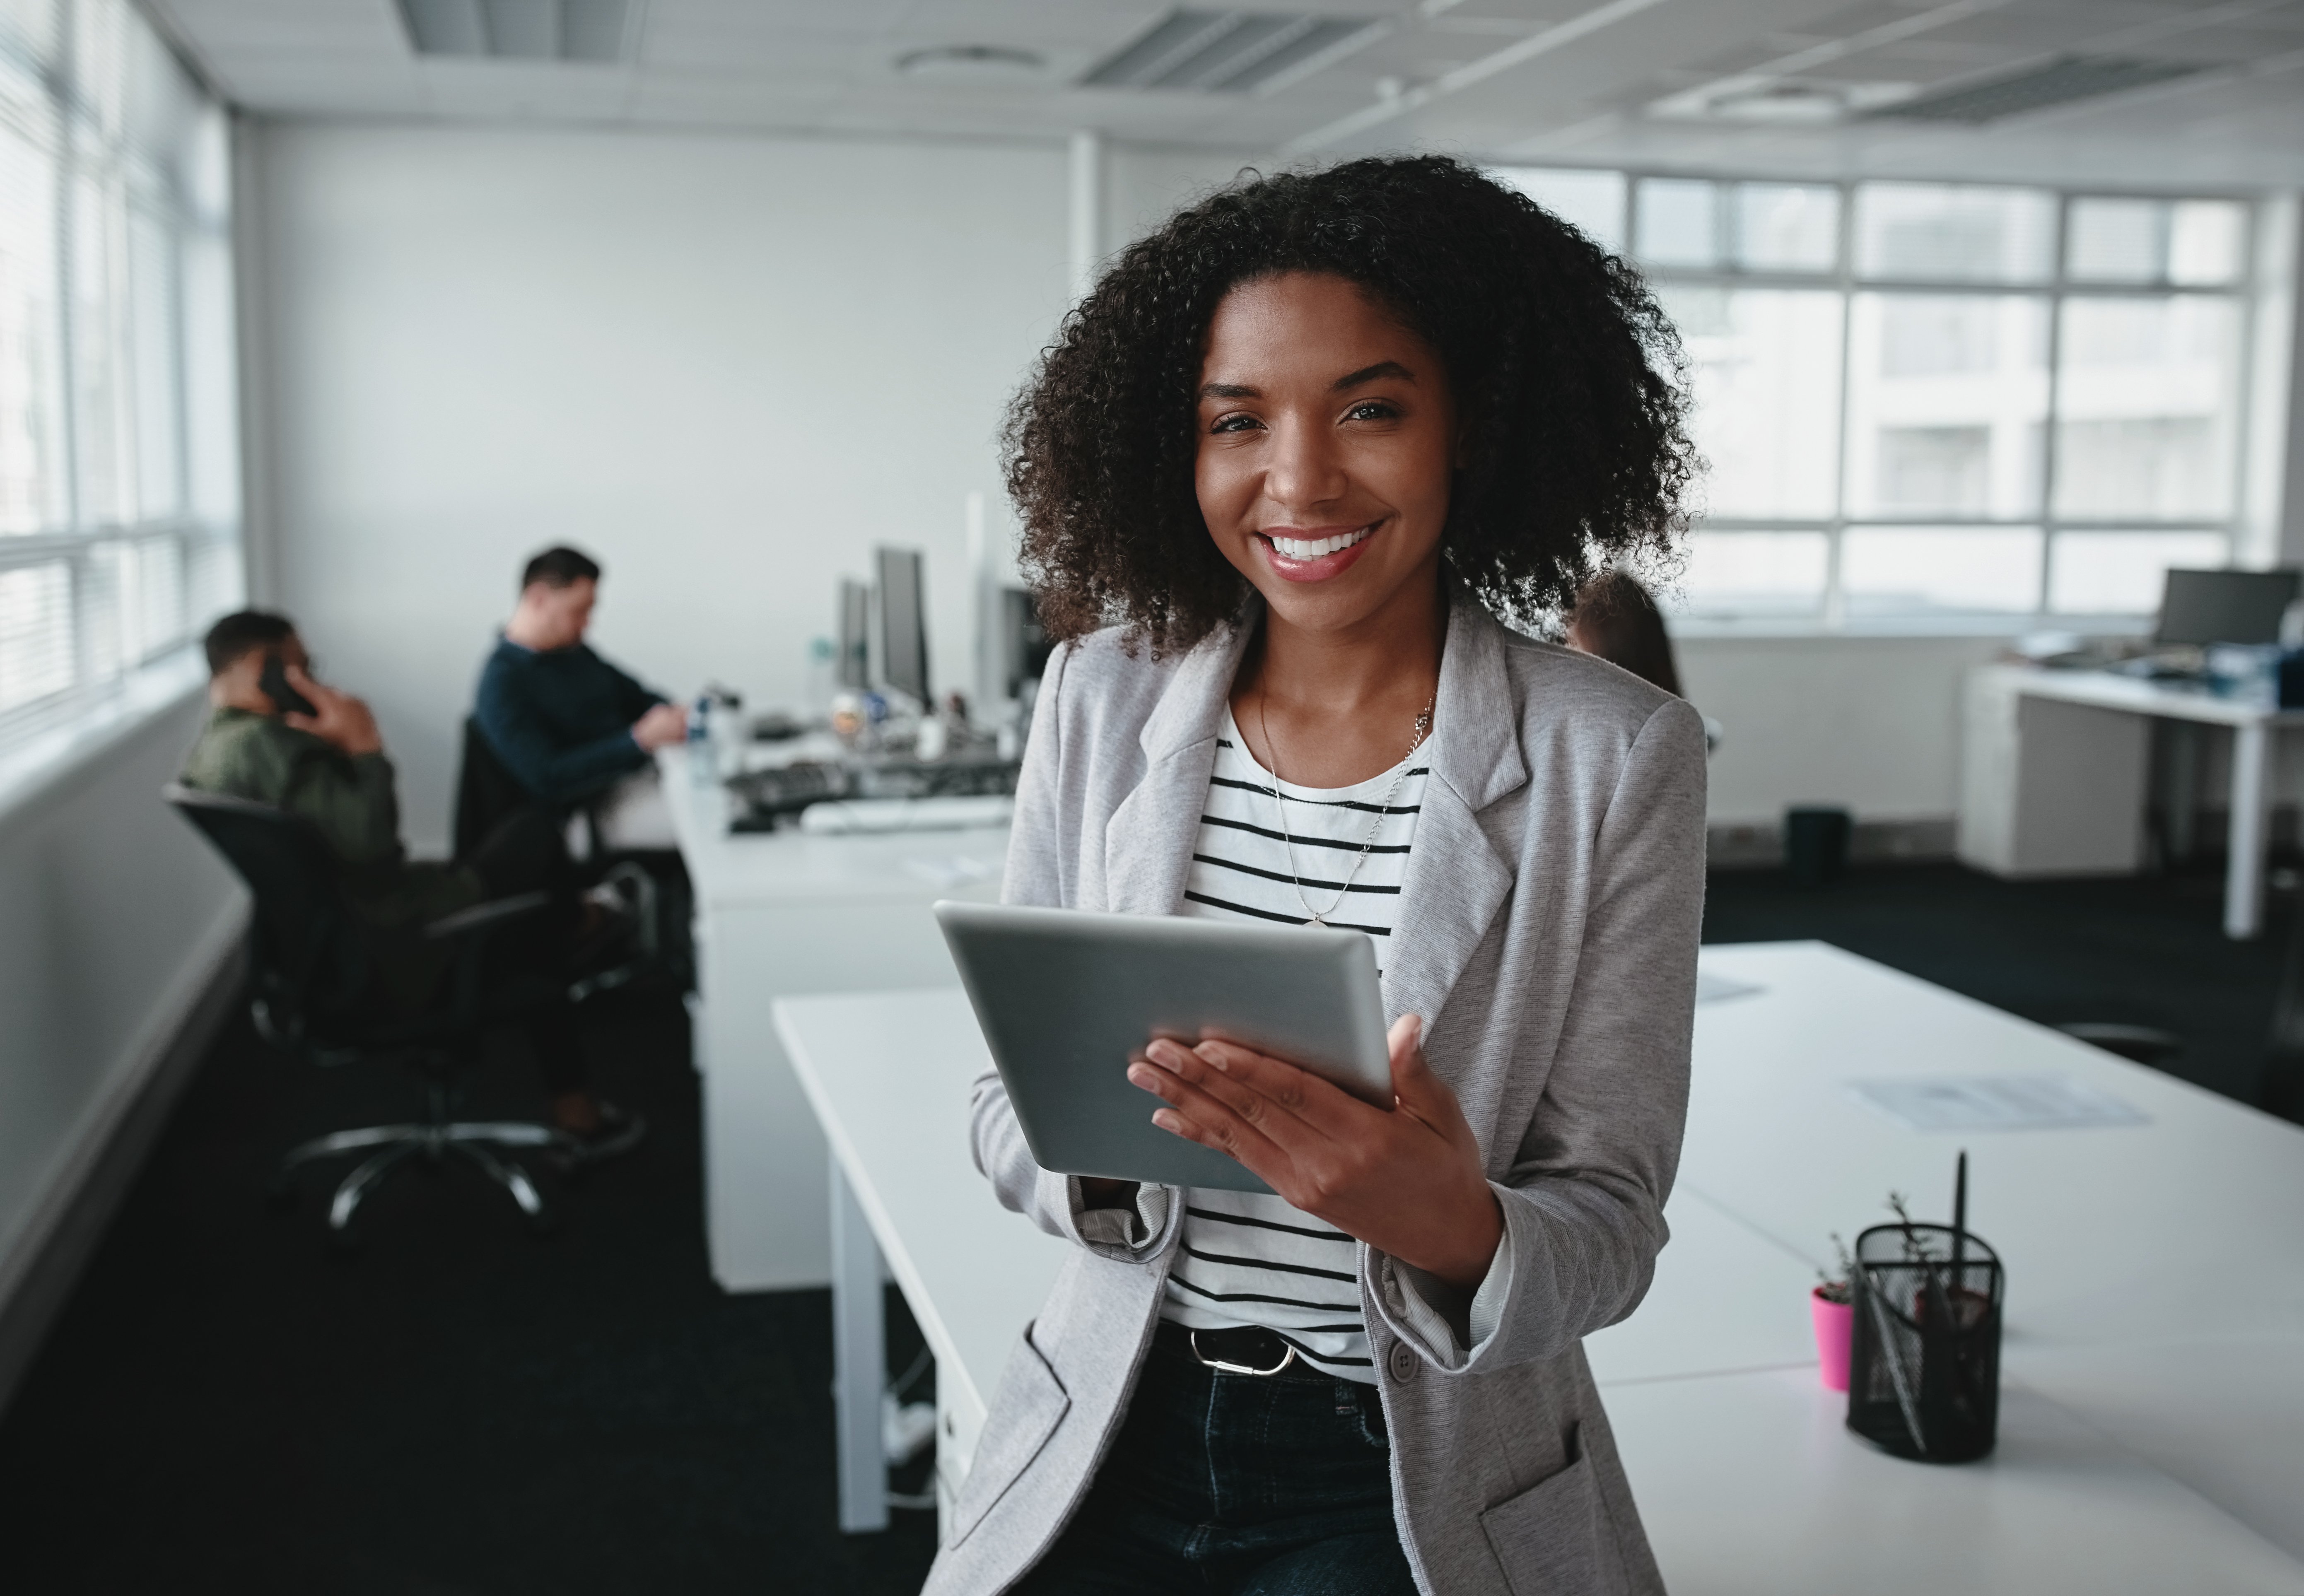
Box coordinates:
[474,547,688,815]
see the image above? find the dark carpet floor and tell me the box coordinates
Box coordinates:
[0,859,2292,1595]
[0,981,942,1596]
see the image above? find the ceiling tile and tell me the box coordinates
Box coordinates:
[137,0,2303,186]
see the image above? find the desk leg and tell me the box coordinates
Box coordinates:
[831,1160,889,1533]
[2227,723,2272,941]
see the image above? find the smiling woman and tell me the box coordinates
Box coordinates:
[1008,154,1695,655]
[931,158,1709,1596]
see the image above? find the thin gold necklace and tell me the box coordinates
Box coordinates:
[1255,690,1434,928]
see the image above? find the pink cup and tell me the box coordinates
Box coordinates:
[1812,1287,1854,1393]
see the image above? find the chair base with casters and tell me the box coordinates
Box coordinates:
[271,1073,575,1236]
[167,782,588,1242]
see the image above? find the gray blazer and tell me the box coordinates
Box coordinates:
[926,597,1707,1596]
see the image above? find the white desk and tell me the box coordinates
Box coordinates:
[1961,663,2304,938]
[776,990,1068,1533]
[775,942,2304,1589]
[657,745,1008,1290]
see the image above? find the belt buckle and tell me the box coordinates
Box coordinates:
[1189,1328,1297,1377]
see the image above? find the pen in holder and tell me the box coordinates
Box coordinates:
[1846,1156,2002,1463]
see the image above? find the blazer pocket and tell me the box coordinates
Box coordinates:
[948,1325,1071,1548]
[1477,1427,1620,1596]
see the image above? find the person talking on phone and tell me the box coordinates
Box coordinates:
[931,158,1706,1596]
[181,610,642,1158]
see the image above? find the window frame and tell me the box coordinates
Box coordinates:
[0,0,237,755]
[1503,166,2264,631]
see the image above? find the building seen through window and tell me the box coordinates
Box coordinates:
[1498,166,2259,626]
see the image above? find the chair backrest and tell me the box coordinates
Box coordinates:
[164,783,369,1020]
[454,716,542,862]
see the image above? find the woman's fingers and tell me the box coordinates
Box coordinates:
[1384,1014,1472,1138]
[1181,1037,1370,1137]
[1142,1037,1322,1143]
[1128,1056,1291,1175]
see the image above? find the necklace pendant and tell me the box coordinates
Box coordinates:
[1306,915,1326,928]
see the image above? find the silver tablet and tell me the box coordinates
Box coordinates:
[933,900,1391,1194]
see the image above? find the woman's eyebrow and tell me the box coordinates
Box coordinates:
[1332,359,1414,391]
[1199,361,1414,401]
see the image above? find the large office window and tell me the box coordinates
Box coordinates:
[0,0,238,745]
[1499,168,2261,626]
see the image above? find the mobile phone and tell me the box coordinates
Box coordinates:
[258,652,318,718]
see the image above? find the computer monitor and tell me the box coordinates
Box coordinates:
[835,579,871,690]
[874,546,930,706]
[2155,569,2300,646]
[1000,587,1053,699]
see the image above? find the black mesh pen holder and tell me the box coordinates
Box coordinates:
[1846,1222,2003,1463]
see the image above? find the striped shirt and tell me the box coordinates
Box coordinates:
[1160,708,1431,1382]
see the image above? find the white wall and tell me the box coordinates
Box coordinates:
[0,690,247,1338]
[254,122,2304,850]
[1678,634,2014,827]
[256,123,1083,852]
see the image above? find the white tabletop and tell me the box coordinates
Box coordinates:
[1988,662,2304,729]
[1683,943,2304,1571]
[1603,1369,2304,1596]
[1681,944,2304,1350]
[773,942,2304,1590]
[775,988,1067,1421]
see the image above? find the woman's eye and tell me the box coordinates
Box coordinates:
[1209,412,1261,434]
[1344,400,1399,422]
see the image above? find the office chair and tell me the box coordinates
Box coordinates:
[166,783,578,1237]
[452,714,540,862]
[453,716,665,998]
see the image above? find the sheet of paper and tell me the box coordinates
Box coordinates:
[1847,1074,2149,1133]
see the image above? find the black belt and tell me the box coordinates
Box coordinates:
[1158,1320,1317,1379]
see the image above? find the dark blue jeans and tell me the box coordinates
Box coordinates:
[1013,1326,1418,1596]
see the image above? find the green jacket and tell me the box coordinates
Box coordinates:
[181,707,481,1007]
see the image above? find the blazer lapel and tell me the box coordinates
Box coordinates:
[1103,618,1259,917]
[1381,601,1526,1034]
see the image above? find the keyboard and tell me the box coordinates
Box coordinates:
[726,752,1020,832]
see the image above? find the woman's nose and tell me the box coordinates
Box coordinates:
[1263,415,1347,513]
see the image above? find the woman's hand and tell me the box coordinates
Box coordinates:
[1129,1015,1503,1288]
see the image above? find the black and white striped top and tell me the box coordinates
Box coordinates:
[1160,708,1431,1382]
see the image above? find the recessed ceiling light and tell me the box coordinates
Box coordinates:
[1649,77,1913,125]
[896,45,1046,80]
[1709,82,1848,123]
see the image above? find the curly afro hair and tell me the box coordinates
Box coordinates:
[1006,154,1697,653]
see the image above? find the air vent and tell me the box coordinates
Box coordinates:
[1083,9,1379,94]
[1867,54,2203,124]
[398,0,637,63]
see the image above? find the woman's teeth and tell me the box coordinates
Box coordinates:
[1268,526,1372,560]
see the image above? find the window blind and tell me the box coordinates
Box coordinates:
[0,0,237,751]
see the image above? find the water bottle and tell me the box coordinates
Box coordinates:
[688,692,714,785]
[806,637,835,718]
